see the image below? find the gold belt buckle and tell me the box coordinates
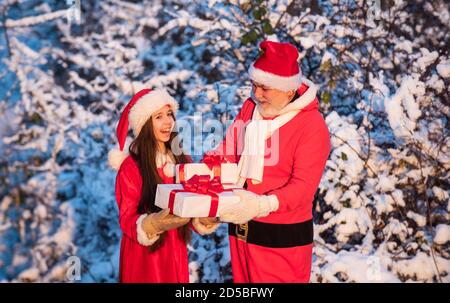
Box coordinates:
[236,223,248,242]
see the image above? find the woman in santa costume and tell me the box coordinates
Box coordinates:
[109,88,219,283]
[215,40,331,282]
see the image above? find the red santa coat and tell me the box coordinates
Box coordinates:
[115,156,189,283]
[215,81,331,282]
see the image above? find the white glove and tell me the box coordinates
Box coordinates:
[219,190,279,224]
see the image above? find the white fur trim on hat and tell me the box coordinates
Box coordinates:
[248,63,302,92]
[129,89,179,136]
[136,214,161,246]
[108,148,128,170]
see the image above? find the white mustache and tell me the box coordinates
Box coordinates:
[251,91,268,103]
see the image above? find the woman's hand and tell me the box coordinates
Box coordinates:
[192,217,220,235]
[142,209,190,236]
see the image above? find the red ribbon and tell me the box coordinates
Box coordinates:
[178,164,187,183]
[168,188,185,215]
[201,154,230,178]
[177,155,229,182]
[168,174,230,217]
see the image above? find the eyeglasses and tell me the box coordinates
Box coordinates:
[251,81,271,91]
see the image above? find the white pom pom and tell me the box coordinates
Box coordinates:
[108,148,128,170]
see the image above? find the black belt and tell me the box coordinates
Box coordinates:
[228,219,313,248]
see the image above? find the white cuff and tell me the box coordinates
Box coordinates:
[192,218,221,235]
[136,214,161,246]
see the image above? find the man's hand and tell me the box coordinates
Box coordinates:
[219,190,279,224]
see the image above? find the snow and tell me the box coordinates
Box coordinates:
[395,39,413,54]
[300,37,316,49]
[392,252,450,282]
[369,71,390,112]
[436,60,450,78]
[406,211,427,228]
[11,38,40,60]
[383,219,408,242]
[426,74,445,93]
[5,9,68,28]
[433,225,450,245]
[391,189,405,207]
[372,194,393,214]
[415,48,438,71]
[432,186,449,202]
[325,111,365,182]
[18,268,40,282]
[375,174,397,193]
[34,204,47,220]
[321,51,337,65]
[316,207,371,244]
[314,247,400,283]
[384,76,424,140]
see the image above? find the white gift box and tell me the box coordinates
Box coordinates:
[175,163,238,184]
[155,184,242,218]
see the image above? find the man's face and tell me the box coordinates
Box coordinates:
[251,81,295,117]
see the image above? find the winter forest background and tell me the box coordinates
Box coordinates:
[0,0,449,283]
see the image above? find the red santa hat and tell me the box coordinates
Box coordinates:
[108,88,179,170]
[248,40,302,92]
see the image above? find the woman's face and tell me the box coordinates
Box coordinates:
[252,81,295,117]
[152,104,175,144]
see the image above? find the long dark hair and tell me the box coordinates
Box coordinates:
[129,115,190,251]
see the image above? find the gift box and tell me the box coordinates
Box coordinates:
[175,163,238,184]
[155,175,242,218]
[175,154,239,185]
[155,184,240,217]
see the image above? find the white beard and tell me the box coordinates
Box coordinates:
[251,91,280,118]
[257,105,280,118]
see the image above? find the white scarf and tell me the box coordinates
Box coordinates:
[156,151,176,177]
[236,78,318,186]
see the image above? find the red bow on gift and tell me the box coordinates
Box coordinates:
[201,154,230,178]
[183,174,224,194]
[178,155,229,183]
[169,174,230,217]
[201,154,229,169]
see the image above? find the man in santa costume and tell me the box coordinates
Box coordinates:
[215,40,331,282]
